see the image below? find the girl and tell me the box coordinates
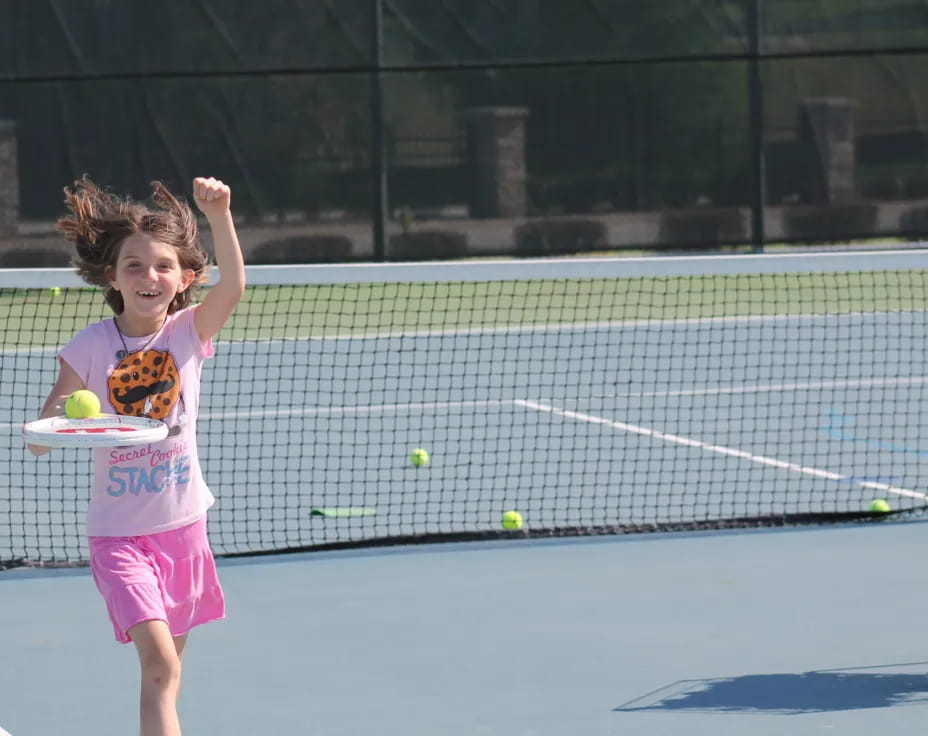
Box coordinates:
[28,175,245,736]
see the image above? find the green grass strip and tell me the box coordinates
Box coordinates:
[3,271,927,348]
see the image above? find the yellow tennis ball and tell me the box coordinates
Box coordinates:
[410,448,429,467]
[65,389,101,419]
[501,510,523,530]
[49,286,61,296]
[869,499,891,513]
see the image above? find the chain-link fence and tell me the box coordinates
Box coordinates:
[1,0,926,263]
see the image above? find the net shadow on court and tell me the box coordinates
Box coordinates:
[616,666,928,714]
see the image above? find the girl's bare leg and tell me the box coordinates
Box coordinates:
[130,620,184,736]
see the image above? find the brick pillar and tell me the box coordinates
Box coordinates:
[0,121,19,235]
[465,107,529,218]
[798,98,857,203]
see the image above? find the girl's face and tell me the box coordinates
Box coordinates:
[107,233,194,326]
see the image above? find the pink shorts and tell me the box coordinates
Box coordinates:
[89,517,225,644]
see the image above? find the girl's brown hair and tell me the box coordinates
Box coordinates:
[57,176,210,314]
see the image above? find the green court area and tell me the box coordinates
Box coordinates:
[3,269,927,346]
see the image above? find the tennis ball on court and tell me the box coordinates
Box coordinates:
[502,510,523,530]
[65,389,101,419]
[410,447,429,467]
[869,499,891,513]
[49,286,61,296]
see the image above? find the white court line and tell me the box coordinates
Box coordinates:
[215,308,928,343]
[252,310,900,342]
[3,374,927,427]
[201,399,508,420]
[6,374,927,432]
[596,375,928,401]
[0,400,509,431]
[2,307,922,354]
[514,399,928,502]
[858,481,928,501]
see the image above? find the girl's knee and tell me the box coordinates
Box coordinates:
[140,653,182,692]
[131,622,184,691]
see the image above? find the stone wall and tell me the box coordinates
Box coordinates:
[465,107,529,218]
[798,98,858,204]
[0,121,19,236]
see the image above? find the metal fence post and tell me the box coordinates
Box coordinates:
[370,0,388,261]
[748,0,766,253]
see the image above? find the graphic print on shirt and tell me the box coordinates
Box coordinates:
[105,347,190,498]
[107,348,180,421]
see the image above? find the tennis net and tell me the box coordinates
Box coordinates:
[3,249,928,567]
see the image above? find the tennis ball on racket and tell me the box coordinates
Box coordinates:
[65,389,101,419]
[869,498,891,513]
[49,286,61,296]
[502,510,523,530]
[410,448,429,467]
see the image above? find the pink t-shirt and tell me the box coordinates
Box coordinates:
[59,306,215,537]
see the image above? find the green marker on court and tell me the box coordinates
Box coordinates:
[311,507,377,518]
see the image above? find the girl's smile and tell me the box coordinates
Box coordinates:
[108,233,194,335]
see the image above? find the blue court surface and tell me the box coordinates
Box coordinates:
[4,520,928,735]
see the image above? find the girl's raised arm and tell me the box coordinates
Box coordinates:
[191,177,246,343]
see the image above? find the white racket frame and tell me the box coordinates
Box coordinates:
[22,414,168,448]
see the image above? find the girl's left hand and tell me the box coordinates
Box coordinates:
[193,177,231,219]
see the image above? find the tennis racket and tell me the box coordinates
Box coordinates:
[22,414,168,448]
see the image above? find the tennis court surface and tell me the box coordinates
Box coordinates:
[4,522,928,735]
[4,249,928,733]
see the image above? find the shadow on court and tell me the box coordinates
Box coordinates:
[616,663,928,714]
